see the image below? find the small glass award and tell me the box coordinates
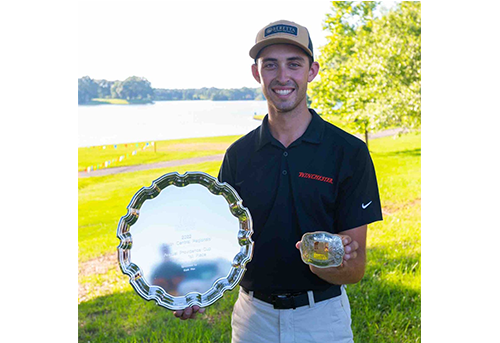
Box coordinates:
[117,171,253,310]
[300,231,344,268]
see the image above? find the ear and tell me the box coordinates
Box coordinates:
[308,61,320,82]
[251,64,261,84]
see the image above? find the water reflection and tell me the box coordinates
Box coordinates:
[79,100,267,147]
[151,244,185,295]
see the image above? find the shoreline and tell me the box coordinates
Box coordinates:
[79,98,265,106]
[79,98,154,106]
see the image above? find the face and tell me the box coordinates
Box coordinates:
[252,44,319,114]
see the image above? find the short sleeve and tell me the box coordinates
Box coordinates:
[218,151,236,188]
[335,144,383,232]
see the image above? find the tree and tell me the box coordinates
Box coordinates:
[110,81,123,99]
[310,1,421,147]
[78,76,99,104]
[95,79,114,98]
[113,76,154,100]
[79,76,265,102]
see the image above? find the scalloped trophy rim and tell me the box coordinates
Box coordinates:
[117,171,254,310]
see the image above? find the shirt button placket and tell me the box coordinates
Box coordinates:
[282,151,289,175]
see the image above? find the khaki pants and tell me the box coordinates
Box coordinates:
[231,286,354,343]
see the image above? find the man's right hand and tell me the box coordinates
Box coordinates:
[173,305,205,320]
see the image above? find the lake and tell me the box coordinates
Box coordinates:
[78,100,268,147]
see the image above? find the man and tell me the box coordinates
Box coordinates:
[174,20,383,342]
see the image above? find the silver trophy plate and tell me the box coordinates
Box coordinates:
[300,231,344,268]
[117,171,253,310]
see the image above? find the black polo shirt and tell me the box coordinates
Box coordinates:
[218,109,382,293]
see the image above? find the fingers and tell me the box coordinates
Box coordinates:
[295,241,301,250]
[344,250,357,261]
[193,305,206,314]
[344,240,359,254]
[173,306,206,320]
[340,235,359,262]
[341,235,352,246]
[182,307,193,320]
[344,240,359,261]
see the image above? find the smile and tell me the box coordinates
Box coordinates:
[273,89,294,96]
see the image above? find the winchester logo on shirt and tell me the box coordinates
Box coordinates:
[298,172,333,184]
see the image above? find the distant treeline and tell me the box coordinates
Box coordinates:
[154,87,264,101]
[78,76,153,104]
[78,76,264,104]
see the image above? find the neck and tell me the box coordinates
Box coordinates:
[267,105,312,148]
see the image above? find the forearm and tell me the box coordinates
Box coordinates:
[296,225,368,285]
[310,250,366,285]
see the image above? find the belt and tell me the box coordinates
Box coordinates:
[241,286,341,310]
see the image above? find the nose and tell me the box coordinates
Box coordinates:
[276,65,290,84]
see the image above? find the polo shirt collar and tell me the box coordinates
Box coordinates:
[256,114,274,151]
[300,109,324,144]
[256,109,325,151]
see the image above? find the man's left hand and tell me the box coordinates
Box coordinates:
[295,226,367,285]
[295,234,359,267]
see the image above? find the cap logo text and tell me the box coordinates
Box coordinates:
[265,24,298,37]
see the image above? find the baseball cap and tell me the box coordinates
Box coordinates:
[249,20,314,61]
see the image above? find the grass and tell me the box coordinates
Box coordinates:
[78,135,242,172]
[83,98,154,105]
[92,98,130,105]
[78,131,420,342]
[79,285,237,342]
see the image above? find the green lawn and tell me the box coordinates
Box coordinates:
[78,131,420,342]
[83,98,154,105]
[78,135,241,171]
[349,132,421,342]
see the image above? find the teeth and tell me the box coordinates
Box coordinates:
[275,89,292,95]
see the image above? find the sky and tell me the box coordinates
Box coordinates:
[78,0,395,89]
